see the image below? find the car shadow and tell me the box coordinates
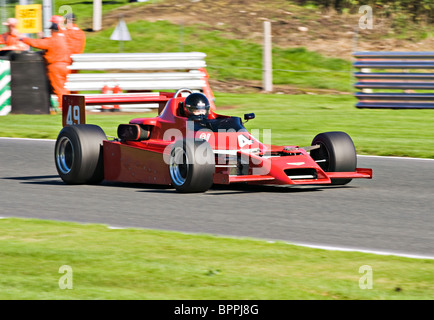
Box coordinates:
[136,183,355,195]
[2,175,64,185]
[2,175,355,194]
[207,184,328,194]
[101,181,174,192]
[102,180,326,195]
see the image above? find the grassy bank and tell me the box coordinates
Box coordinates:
[0,218,432,300]
[82,19,352,92]
[48,0,354,92]
[1,93,433,158]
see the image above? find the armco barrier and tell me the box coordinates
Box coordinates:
[353,52,434,109]
[65,52,214,111]
[0,59,11,116]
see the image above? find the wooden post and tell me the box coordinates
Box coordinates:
[263,21,273,92]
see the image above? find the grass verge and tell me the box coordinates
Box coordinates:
[1,93,433,158]
[0,217,432,300]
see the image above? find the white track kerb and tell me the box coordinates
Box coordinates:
[288,242,434,260]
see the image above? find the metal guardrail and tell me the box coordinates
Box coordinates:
[65,52,212,111]
[353,52,434,109]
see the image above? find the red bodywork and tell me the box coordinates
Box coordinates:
[62,92,372,187]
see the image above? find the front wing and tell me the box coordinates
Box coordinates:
[212,149,372,185]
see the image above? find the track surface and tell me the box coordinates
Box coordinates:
[1,138,433,258]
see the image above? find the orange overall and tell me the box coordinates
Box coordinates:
[22,32,70,110]
[0,32,29,51]
[65,24,86,56]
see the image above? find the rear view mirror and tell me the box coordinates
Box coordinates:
[243,113,255,122]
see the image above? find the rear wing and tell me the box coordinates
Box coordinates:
[61,92,175,127]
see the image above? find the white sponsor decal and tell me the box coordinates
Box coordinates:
[199,132,211,141]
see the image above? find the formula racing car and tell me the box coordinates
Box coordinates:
[55,89,372,192]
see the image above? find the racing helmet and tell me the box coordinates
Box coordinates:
[183,93,210,121]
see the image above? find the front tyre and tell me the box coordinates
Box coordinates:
[169,139,215,193]
[54,124,106,184]
[310,131,357,185]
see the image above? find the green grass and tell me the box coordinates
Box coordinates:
[1,93,433,158]
[54,0,139,22]
[0,217,432,300]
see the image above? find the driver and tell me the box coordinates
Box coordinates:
[183,93,210,121]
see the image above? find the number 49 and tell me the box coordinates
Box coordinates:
[66,105,81,125]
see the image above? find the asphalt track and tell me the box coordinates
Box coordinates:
[1,137,433,259]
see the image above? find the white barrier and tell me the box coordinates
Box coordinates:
[65,52,212,111]
[66,70,206,92]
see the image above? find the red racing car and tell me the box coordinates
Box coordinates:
[55,89,372,192]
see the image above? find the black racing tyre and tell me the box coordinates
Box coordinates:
[54,124,106,185]
[168,139,215,193]
[310,131,357,185]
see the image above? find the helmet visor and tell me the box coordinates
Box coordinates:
[192,109,207,115]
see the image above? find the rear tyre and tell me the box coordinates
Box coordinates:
[310,131,357,185]
[54,124,106,184]
[169,139,215,193]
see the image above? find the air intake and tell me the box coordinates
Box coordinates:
[284,168,317,180]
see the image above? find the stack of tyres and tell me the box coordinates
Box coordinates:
[9,51,52,114]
